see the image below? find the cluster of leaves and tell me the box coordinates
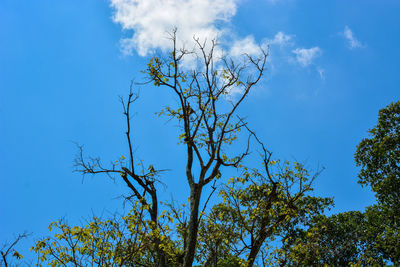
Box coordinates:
[194,161,333,266]
[29,200,190,267]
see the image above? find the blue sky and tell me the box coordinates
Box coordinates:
[1,0,400,258]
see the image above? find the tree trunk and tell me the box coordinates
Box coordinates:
[149,192,166,267]
[246,234,266,267]
[183,183,203,267]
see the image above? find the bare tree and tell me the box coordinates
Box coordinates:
[74,88,168,266]
[74,29,267,266]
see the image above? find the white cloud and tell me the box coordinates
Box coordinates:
[230,35,261,57]
[230,32,293,59]
[110,0,237,56]
[292,47,321,67]
[109,1,324,91]
[265,31,293,46]
[343,26,363,49]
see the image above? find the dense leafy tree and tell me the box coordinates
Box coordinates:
[277,211,384,266]
[355,101,400,264]
[355,101,400,208]
[278,101,400,266]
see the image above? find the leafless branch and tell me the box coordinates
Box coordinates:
[1,232,30,267]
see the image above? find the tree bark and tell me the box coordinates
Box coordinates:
[183,183,203,267]
[246,229,268,267]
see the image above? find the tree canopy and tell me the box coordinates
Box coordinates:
[355,101,400,264]
[278,101,400,266]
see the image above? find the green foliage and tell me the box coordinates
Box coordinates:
[196,161,333,266]
[28,160,331,266]
[355,101,400,206]
[12,250,23,260]
[355,101,400,264]
[363,204,400,264]
[30,202,181,267]
[279,211,384,266]
[277,101,400,266]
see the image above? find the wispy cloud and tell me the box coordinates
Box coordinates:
[266,31,293,46]
[317,67,325,81]
[292,47,322,67]
[342,26,363,49]
[230,35,261,57]
[110,0,237,56]
[230,32,293,58]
